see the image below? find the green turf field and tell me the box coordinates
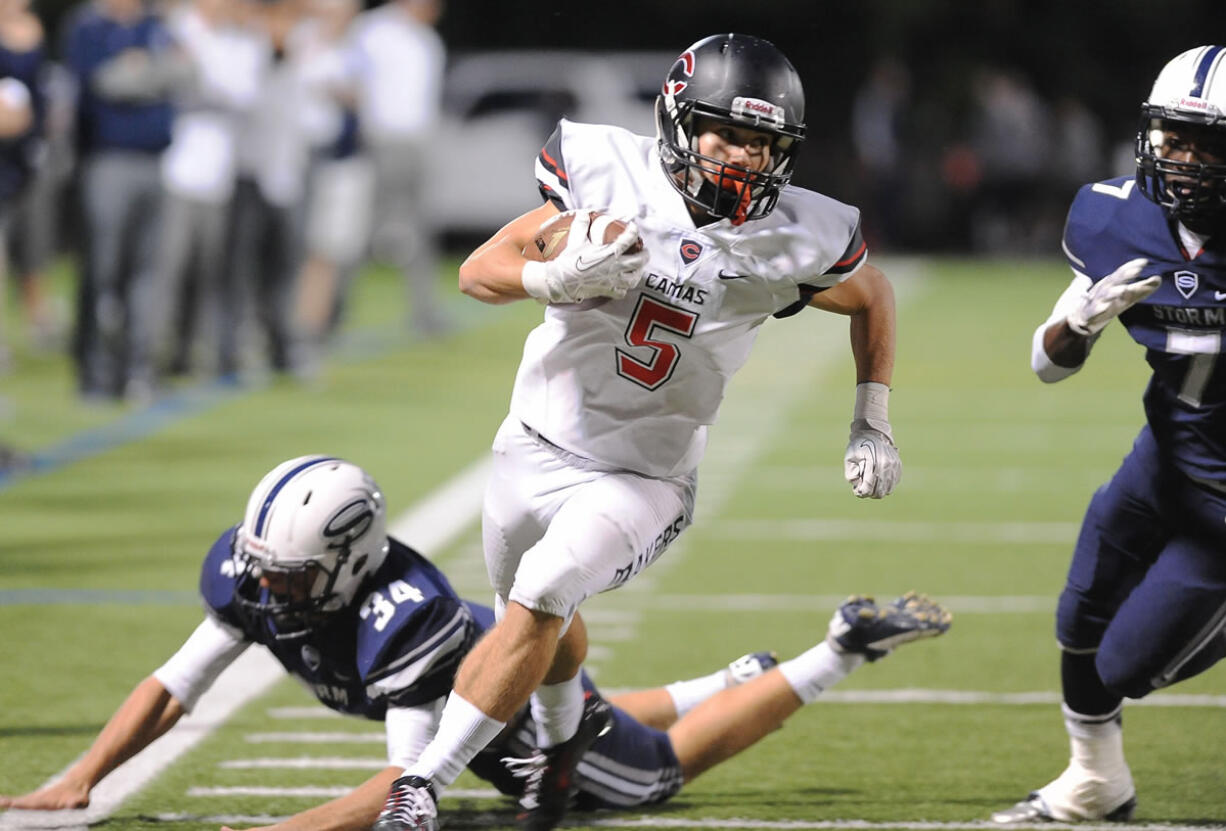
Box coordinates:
[1,257,1223,829]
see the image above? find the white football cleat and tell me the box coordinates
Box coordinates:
[991,761,1136,824]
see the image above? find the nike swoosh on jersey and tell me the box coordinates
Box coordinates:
[718,270,750,280]
[1215,291,1226,301]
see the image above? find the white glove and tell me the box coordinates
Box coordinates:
[843,382,901,499]
[521,212,648,304]
[1066,258,1161,336]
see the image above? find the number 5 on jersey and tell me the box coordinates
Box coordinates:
[617,296,698,389]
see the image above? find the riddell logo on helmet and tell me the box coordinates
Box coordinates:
[732,96,784,125]
[1178,96,1211,111]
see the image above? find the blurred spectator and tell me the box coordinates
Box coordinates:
[1051,95,1107,192]
[851,56,911,251]
[347,0,448,337]
[62,0,182,402]
[0,0,42,373]
[221,0,309,379]
[290,0,370,356]
[158,0,267,380]
[5,58,74,353]
[0,0,41,472]
[967,67,1052,253]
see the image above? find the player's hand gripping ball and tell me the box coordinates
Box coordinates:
[519,209,648,305]
[522,210,644,261]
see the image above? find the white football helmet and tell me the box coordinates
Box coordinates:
[1136,45,1226,232]
[233,455,389,638]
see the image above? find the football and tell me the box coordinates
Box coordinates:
[522,210,643,261]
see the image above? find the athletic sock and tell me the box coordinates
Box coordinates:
[664,669,733,718]
[531,674,585,747]
[1064,703,1128,775]
[778,641,865,704]
[405,693,506,789]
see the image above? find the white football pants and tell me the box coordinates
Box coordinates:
[483,416,696,627]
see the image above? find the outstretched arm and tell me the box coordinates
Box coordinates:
[220,766,405,831]
[0,614,246,812]
[808,263,900,499]
[808,262,896,386]
[1033,259,1160,382]
[221,702,442,831]
[0,676,185,811]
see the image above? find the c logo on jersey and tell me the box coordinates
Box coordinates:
[679,238,703,265]
[323,498,375,551]
[1175,270,1199,299]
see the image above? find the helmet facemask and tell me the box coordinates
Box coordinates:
[231,455,389,640]
[233,531,363,640]
[1134,46,1226,234]
[657,96,802,225]
[655,34,806,226]
[1136,112,1226,233]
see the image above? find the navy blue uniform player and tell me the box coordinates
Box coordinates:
[0,456,950,831]
[993,46,1226,824]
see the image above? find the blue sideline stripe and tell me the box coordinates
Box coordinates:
[0,303,496,493]
[0,588,199,606]
[0,378,246,492]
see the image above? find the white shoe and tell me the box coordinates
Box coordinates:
[991,761,1136,823]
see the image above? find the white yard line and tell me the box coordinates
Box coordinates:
[0,647,283,830]
[186,786,501,799]
[386,457,492,554]
[244,731,384,743]
[247,685,1226,726]
[0,464,489,831]
[707,518,1081,544]
[590,821,1225,831]
[145,814,1225,831]
[605,594,1057,613]
[219,757,386,769]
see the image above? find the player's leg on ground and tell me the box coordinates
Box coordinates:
[670,594,950,781]
[612,651,779,730]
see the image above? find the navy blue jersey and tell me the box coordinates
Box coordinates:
[199,527,480,720]
[1064,177,1226,482]
[197,528,681,807]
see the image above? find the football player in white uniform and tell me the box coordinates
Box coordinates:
[374,34,905,831]
[0,456,950,831]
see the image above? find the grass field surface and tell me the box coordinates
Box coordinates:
[0,257,1223,829]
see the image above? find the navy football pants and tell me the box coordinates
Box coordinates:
[1057,425,1226,707]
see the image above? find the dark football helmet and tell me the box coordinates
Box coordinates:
[656,33,806,225]
[1135,45,1226,234]
[233,455,389,639]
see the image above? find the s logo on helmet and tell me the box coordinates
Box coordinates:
[323,498,375,550]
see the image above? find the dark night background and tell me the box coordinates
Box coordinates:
[31,0,1226,252]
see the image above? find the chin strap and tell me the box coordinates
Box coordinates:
[729,181,752,226]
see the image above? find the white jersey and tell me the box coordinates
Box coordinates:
[511,119,867,478]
